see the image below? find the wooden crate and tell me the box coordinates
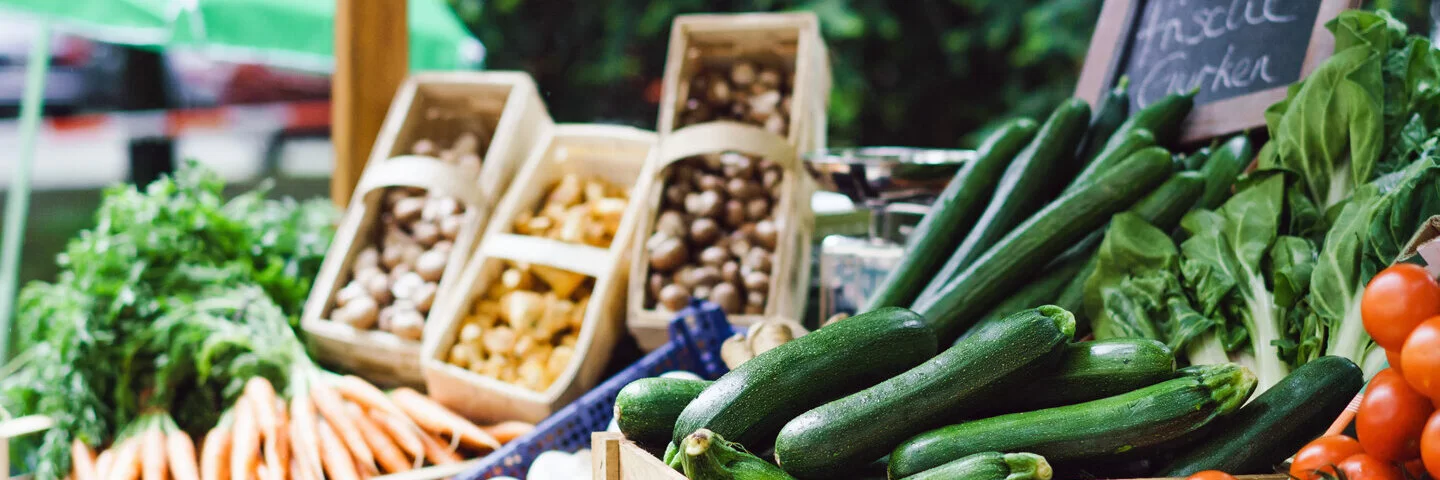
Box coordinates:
[627,122,815,350]
[302,72,554,388]
[657,12,831,153]
[422,125,660,423]
[362,71,554,212]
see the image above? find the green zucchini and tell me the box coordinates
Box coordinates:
[901,452,1052,480]
[866,118,1039,309]
[1197,134,1255,210]
[1051,170,1205,325]
[984,339,1175,413]
[1157,356,1363,476]
[773,307,1075,479]
[962,257,1087,341]
[1062,129,1156,195]
[1182,145,1212,171]
[1075,77,1130,167]
[912,99,1091,306]
[887,363,1256,479]
[1111,89,1196,149]
[616,377,712,448]
[679,429,796,480]
[671,307,937,451]
[913,147,1174,343]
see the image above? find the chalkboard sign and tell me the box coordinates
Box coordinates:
[1076,0,1359,144]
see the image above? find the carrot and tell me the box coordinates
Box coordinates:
[389,388,500,451]
[230,396,260,480]
[366,410,426,468]
[289,456,315,480]
[95,448,115,480]
[140,419,168,480]
[199,421,231,480]
[289,393,325,480]
[108,437,142,480]
[334,375,408,418]
[416,430,462,465]
[345,403,411,474]
[316,419,360,480]
[244,377,279,437]
[310,380,378,471]
[482,421,535,444]
[72,439,98,480]
[166,428,200,480]
[265,399,289,480]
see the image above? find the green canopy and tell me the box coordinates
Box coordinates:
[171,0,484,72]
[0,0,484,71]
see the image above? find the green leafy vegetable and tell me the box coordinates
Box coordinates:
[2,162,334,479]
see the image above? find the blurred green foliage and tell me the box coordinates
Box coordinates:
[448,0,1102,148]
[450,0,1433,148]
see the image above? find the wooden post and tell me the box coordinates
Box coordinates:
[332,0,409,207]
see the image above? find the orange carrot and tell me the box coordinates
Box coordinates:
[199,421,231,480]
[166,428,199,480]
[244,378,279,436]
[416,431,462,465]
[229,396,260,480]
[311,380,377,471]
[265,399,289,480]
[95,448,115,480]
[334,375,407,418]
[289,394,325,480]
[482,421,535,444]
[389,388,500,451]
[255,463,272,480]
[289,456,315,480]
[366,410,426,466]
[71,439,98,480]
[140,420,168,480]
[108,437,142,480]
[316,419,360,480]
[345,403,411,474]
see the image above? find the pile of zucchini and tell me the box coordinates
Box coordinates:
[611,85,1365,479]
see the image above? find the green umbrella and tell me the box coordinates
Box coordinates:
[172,0,484,72]
[0,0,175,45]
[0,0,483,359]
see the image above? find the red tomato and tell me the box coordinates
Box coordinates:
[1402,459,1425,479]
[1337,453,1404,480]
[1364,264,1440,351]
[1403,317,1440,399]
[1185,471,1237,480]
[1388,349,1406,377]
[1292,435,1366,480]
[1358,368,1434,461]
[1422,412,1440,479]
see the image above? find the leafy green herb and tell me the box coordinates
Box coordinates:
[1,162,334,478]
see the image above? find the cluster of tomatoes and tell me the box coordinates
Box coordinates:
[1292,263,1440,480]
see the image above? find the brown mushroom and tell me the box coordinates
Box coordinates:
[648,237,688,272]
[711,282,742,313]
[659,284,691,311]
[689,218,722,246]
[754,220,779,250]
[699,246,729,267]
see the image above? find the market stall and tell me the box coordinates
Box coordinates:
[5,0,1440,479]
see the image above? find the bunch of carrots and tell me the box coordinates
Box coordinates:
[68,374,534,480]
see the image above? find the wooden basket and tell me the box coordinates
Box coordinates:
[302,72,554,388]
[422,124,660,423]
[362,71,553,212]
[627,122,815,350]
[657,12,831,153]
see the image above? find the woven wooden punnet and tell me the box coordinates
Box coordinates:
[626,122,816,350]
[301,71,553,388]
[422,124,660,423]
[657,12,831,153]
